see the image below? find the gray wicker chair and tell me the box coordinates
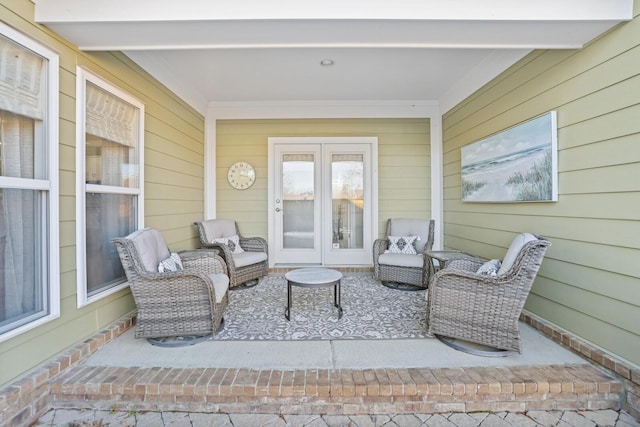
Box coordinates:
[427,233,551,353]
[373,218,435,290]
[112,228,229,342]
[194,219,268,289]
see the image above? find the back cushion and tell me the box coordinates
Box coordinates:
[389,218,431,253]
[497,233,538,275]
[203,219,237,241]
[129,228,171,272]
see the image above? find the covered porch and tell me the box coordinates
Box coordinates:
[1,0,639,425]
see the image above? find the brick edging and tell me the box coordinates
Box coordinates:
[521,310,640,419]
[49,364,621,415]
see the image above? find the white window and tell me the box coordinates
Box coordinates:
[0,24,59,342]
[76,68,144,307]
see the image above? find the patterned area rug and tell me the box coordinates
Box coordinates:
[213,274,429,340]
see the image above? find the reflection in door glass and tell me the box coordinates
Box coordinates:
[282,154,314,249]
[331,154,364,249]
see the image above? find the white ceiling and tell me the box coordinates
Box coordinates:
[35,0,634,115]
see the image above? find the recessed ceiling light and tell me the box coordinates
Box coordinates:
[320,59,335,66]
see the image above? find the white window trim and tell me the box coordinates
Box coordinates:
[75,67,144,308]
[0,22,60,343]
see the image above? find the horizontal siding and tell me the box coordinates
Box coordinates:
[0,1,205,388]
[442,8,640,365]
[216,119,430,242]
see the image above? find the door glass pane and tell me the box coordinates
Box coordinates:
[331,154,364,249]
[282,154,314,249]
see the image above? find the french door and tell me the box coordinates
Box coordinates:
[269,137,377,266]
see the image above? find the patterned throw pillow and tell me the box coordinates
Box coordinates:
[384,235,420,255]
[211,234,245,254]
[158,252,183,273]
[476,259,502,276]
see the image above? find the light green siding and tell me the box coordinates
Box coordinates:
[216,119,431,240]
[442,10,640,364]
[0,1,205,387]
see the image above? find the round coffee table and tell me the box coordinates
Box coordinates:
[284,268,343,320]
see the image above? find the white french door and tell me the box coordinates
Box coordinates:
[269,137,377,266]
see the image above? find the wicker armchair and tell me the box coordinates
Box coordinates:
[373,218,435,290]
[194,219,268,289]
[112,228,229,341]
[427,233,551,353]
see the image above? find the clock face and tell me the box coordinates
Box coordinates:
[227,161,256,190]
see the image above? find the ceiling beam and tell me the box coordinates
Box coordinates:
[36,0,633,51]
[35,0,633,23]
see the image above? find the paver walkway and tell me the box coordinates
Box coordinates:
[36,408,639,426]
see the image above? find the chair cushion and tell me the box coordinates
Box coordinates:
[476,259,501,277]
[378,252,424,268]
[497,233,538,275]
[232,251,268,268]
[202,219,237,240]
[128,228,171,272]
[385,235,419,255]
[211,235,244,254]
[388,218,431,253]
[158,252,183,273]
[208,273,230,303]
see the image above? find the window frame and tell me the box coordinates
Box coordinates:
[75,67,144,307]
[0,22,60,343]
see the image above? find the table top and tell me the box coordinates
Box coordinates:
[285,267,342,285]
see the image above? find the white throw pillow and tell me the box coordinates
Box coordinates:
[476,259,502,277]
[211,234,245,254]
[385,235,420,255]
[158,252,183,273]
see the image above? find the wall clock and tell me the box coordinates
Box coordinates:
[227,161,256,190]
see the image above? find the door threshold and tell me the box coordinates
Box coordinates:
[269,265,373,273]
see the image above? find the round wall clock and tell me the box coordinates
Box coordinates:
[227,161,256,190]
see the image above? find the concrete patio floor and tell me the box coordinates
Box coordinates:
[82,323,587,370]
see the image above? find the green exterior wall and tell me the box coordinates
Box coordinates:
[0,1,205,387]
[442,7,640,365]
[216,118,431,240]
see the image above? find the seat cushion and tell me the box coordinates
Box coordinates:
[232,251,268,268]
[128,228,171,272]
[208,273,230,303]
[497,233,538,275]
[378,252,424,268]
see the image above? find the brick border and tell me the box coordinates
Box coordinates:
[48,364,621,416]
[521,310,640,419]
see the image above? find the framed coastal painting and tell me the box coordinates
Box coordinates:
[461,111,558,203]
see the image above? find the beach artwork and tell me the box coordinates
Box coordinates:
[461,112,558,202]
